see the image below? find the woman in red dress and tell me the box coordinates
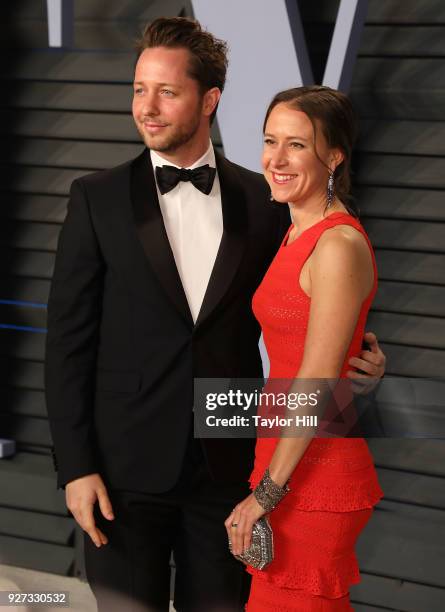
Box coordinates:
[225,86,383,611]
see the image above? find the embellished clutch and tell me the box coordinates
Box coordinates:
[229,516,274,570]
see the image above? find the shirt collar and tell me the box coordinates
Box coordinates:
[150,140,215,171]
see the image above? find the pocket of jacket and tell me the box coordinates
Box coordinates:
[95,369,141,393]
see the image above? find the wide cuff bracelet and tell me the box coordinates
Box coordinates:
[253,468,290,513]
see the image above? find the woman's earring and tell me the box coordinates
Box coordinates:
[327,170,335,208]
[269,192,274,202]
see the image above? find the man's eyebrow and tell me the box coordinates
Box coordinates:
[133,81,181,88]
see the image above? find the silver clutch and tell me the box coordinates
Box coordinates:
[229,516,274,570]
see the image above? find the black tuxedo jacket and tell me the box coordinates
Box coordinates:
[45,148,290,493]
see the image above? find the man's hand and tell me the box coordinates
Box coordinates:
[346,331,386,395]
[66,473,114,547]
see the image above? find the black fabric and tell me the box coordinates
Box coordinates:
[84,452,251,612]
[45,146,290,609]
[45,147,290,494]
[155,163,217,195]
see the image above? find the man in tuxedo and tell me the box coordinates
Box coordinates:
[45,17,386,612]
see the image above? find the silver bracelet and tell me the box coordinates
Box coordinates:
[253,468,290,513]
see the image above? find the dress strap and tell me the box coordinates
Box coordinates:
[281,223,293,248]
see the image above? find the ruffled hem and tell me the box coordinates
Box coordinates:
[246,553,360,599]
[246,584,352,612]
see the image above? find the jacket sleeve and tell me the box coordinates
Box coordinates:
[45,178,104,488]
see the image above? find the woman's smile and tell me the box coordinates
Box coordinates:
[271,172,298,185]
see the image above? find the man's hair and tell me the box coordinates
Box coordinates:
[135,17,228,123]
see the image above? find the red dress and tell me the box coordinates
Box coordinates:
[246,212,383,611]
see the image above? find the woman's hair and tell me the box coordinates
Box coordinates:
[135,17,228,123]
[263,86,358,215]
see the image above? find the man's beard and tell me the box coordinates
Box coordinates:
[138,113,202,155]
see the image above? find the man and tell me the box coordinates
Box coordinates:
[45,17,385,612]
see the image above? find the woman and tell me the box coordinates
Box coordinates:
[225,86,383,611]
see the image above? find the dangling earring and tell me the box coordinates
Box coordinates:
[327,170,335,208]
[269,192,274,202]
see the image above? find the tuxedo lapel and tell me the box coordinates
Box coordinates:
[131,148,194,328]
[195,151,248,328]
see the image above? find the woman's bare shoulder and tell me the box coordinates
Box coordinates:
[314,223,369,264]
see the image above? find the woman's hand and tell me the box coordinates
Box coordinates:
[224,493,266,557]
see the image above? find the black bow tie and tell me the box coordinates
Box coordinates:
[155,164,216,196]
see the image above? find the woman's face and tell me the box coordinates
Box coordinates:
[262,103,341,205]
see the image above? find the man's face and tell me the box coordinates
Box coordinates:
[132,46,204,154]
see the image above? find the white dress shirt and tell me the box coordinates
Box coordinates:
[150,142,223,323]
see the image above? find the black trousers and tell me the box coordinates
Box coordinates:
[84,439,251,612]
